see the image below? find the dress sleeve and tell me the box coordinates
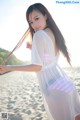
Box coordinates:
[31,30,47,66]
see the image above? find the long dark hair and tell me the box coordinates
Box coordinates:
[26,3,71,65]
[3,3,71,66]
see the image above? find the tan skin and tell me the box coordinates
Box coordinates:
[75,116,80,120]
[0,10,80,120]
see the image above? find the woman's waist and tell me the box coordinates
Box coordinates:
[37,64,63,82]
[37,64,74,87]
[43,61,57,70]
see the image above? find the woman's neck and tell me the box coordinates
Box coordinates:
[44,26,49,30]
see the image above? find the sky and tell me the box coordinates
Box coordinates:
[0,0,80,67]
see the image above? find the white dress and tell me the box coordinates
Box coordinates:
[31,30,80,120]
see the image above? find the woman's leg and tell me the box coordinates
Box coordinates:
[75,115,80,120]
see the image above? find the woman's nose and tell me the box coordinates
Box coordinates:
[33,22,39,27]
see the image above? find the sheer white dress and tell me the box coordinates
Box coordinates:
[31,30,80,120]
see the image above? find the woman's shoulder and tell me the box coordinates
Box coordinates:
[33,30,47,38]
[33,30,48,44]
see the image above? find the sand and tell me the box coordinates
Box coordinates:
[0,68,80,120]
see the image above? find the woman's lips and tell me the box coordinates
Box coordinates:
[35,27,41,31]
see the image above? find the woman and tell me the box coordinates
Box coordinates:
[0,3,80,120]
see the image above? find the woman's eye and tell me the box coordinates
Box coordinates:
[29,22,33,25]
[35,18,39,21]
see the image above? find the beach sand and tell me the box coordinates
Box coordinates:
[0,68,80,120]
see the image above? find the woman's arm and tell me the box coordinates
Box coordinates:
[0,64,42,73]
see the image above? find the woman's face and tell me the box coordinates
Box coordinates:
[28,10,47,32]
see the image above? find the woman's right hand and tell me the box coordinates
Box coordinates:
[26,41,32,50]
